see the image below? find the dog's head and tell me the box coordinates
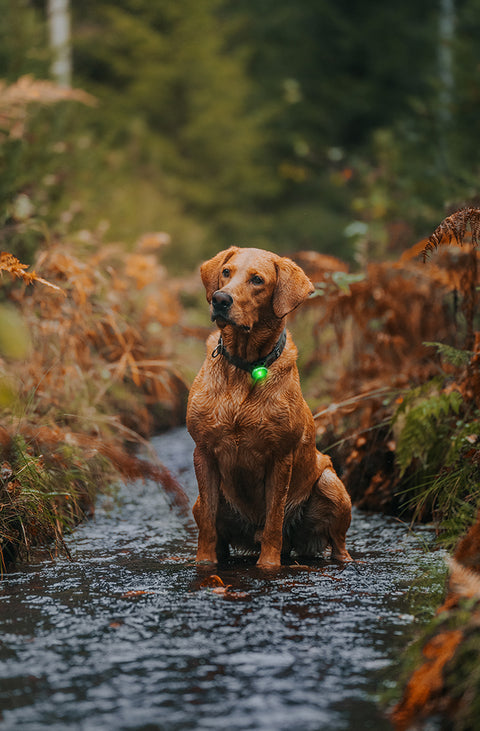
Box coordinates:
[200,247,314,331]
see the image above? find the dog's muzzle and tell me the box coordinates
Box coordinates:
[211,290,233,321]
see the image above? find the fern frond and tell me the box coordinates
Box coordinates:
[423,207,480,260]
[423,341,473,368]
[394,385,464,475]
[0,251,64,293]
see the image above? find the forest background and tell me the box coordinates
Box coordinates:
[3,0,479,268]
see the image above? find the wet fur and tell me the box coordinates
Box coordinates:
[186,246,352,567]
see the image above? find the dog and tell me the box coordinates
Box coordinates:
[186,246,352,567]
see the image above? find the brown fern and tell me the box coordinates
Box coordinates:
[0,251,64,293]
[423,207,480,260]
[422,208,480,349]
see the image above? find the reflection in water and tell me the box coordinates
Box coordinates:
[0,428,446,731]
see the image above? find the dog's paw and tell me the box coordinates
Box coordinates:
[256,560,281,570]
[333,549,353,562]
[196,550,218,564]
[257,548,281,569]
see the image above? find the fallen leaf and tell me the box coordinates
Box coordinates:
[121,590,154,598]
[199,574,225,588]
[212,585,233,594]
[199,574,251,600]
[211,587,251,601]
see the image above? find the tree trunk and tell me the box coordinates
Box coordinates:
[47,0,72,87]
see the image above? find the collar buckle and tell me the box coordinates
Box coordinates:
[211,338,224,358]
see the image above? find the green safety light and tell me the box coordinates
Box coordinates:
[251,365,268,382]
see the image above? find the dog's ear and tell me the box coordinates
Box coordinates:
[200,247,239,303]
[273,257,314,318]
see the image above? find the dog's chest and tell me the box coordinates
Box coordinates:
[186,358,307,463]
[211,396,274,453]
[189,378,280,454]
[208,397,273,514]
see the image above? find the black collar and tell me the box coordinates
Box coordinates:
[211,327,287,374]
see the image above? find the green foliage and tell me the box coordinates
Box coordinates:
[349,0,480,259]
[4,0,480,265]
[429,466,480,547]
[310,271,366,298]
[394,380,464,477]
[424,341,473,368]
[71,0,273,257]
[0,0,50,81]
[392,353,480,546]
[224,0,444,258]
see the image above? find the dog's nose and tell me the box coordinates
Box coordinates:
[212,290,233,311]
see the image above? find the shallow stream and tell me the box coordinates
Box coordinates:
[0,427,446,730]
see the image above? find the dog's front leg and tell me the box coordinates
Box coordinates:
[257,455,293,568]
[192,447,220,563]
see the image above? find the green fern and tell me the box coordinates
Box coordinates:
[393,380,464,476]
[392,371,480,541]
[402,464,480,547]
[423,341,473,368]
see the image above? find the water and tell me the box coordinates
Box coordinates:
[0,428,446,731]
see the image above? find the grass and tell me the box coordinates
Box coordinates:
[0,430,107,570]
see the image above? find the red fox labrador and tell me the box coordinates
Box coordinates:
[186,247,351,567]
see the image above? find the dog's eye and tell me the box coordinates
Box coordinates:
[222,268,230,278]
[250,275,264,286]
